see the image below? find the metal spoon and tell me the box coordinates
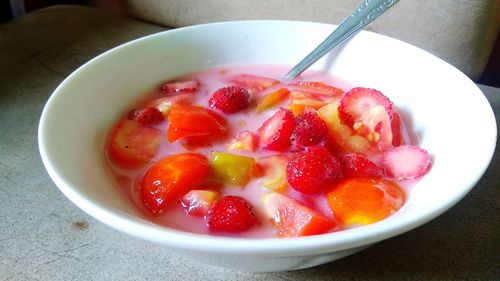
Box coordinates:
[282,0,400,81]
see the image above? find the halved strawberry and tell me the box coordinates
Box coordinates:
[180,189,218,217]
[339,153,384,177]
[258,108,295,151]
[262,192,336,237]
[160,79,200,95]
[381,145,432,180]
[326,177,405,225]
[257,88,290,112]
[228,130,259,152]
[228,74,280,94]
[140,153,210,214]
[338,87,393,127]
[107,119,161,168]
[167,105,228,144]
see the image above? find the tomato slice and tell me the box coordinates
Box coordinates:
[107,119,161,168]
[140,153,210,214]
[167,105,228,144]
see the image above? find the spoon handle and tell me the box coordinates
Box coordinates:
[282,0,400,81]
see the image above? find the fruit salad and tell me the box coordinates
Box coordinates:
[105,65,432,238]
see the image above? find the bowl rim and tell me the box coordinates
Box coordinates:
[38,19,497,256]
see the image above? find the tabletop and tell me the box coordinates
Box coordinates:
[1,6,499,280]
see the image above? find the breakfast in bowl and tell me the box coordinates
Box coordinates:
[105,65,432,238]
[38,20,496,271]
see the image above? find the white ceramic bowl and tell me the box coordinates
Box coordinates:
[38,21,497,272]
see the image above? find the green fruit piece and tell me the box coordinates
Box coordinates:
[210,151,255,186]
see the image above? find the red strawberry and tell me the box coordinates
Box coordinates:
[339,153,384,177]
[160,79,200,95]
[208,86,250,114]
[381,145,432,180]
[258,108,295,151]
[290,111,329,152]
[128,107,164,126]
[338,87,393,127]
[286,147,342,194]
[207,196,258,233]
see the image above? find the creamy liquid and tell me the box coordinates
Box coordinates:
[106,64,412,238]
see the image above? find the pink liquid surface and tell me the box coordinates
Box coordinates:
[106,64,412,238]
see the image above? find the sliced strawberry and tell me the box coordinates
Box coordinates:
[391,108,404,146]
[339,153,384,177]
[352,105,393,151]
[127,107,164,126]
[107,119,161,168]
[180,189,218,217]
[160,79,200,95]
[140,153,210,214]
[257,155,289,192]
[290,111,329,152]
[257,88,290,112]
[326,177,405,225]
[286,147,342,194]
[207,196,258,233]
[208,86,250,114]
[228,130,259,152]
[338,87,393,127]
[262,192,336,237]
[381,145,432,180]
[167,105,228,144]
[145,94,192,117]
[228,74,280,94]
[288,81,344,102]
[258,108,295,151]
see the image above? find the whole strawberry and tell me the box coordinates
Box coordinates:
[286,147,342,194]
[207,196,258,233]
[209,86,250,114]
[290,111,329,152]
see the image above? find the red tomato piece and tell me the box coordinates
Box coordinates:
[107,119,162,168]
[140,153,210,215]
[167,105,228,144]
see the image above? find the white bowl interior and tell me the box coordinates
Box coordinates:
[38,21,497,256]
